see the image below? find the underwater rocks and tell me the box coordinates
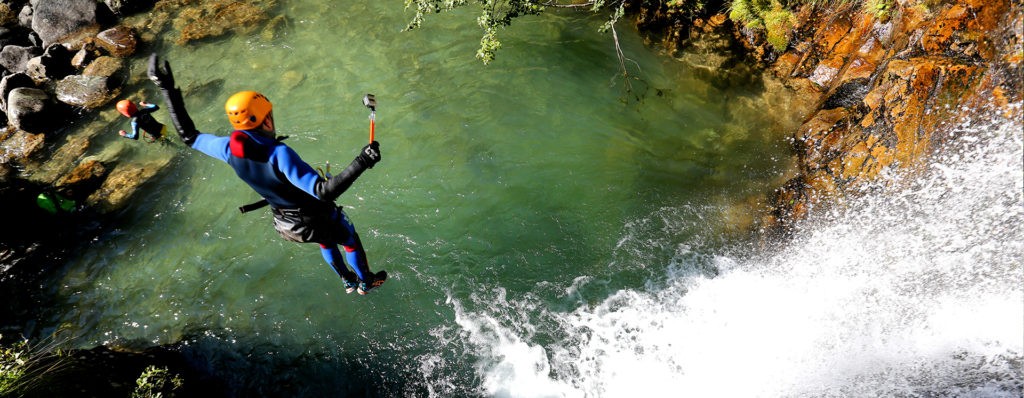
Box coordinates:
[0,0,142,210]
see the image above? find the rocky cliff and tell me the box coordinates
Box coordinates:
[634,0,1022,234]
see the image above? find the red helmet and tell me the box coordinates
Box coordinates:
[116,100,137,117]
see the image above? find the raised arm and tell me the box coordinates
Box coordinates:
[147,54,199,146]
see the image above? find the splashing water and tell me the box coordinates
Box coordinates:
[439,112,1024,397]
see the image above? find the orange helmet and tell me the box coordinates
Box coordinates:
[116,100,137,117]
[225,91,273,130]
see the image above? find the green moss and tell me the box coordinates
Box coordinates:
[729,0,796,50]
[763,5,797,51]
[729,0,760,28]
[864,0,893,21]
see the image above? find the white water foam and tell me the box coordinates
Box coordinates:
[434,112,1024,397]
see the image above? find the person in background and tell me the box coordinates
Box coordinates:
[116,99,165,143]
[146,54,387,295]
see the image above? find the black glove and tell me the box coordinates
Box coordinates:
[148,53,175,89]
[357,141,381,169]
[146,53,199,146]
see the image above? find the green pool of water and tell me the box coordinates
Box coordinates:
[45,1,794,395]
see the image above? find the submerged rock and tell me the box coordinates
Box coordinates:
[0,130,45,165]
[86,154,173,213]
[168,0,276,45]
[55,74,119,109]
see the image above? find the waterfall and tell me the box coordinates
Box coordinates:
[439,111,1024,397]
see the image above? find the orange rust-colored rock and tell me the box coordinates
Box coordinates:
[630,0,1019,235]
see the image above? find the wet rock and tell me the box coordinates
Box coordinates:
[70,43,99,70]
[55,74,118,109]
[822,78,871,109]
[55,158,107,200]
[31,0,99,47]
[172,0,273,45]
[81,56,124,79]
[795,107,849,170]
[0,45,41,74]
[0,72,36,113]
[7,87,57,133]
[94,26,137,57]
[25,43,74,83]
[808,55,843,89]
[86,155,171,212]
[0,130,45,165]
[26,132,92,186]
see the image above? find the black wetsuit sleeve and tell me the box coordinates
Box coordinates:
[313,157,369,202]
[155,86,199,146]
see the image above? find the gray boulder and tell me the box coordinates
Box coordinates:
[31,0,98,47]
[17,4,31,29]
[0,45,41,74]
[102,0,158,17]
[25,43,73,82]
[0,72,35,112]
[8,87,58,133]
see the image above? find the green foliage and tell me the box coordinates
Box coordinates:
[763,4,797,50]
[0,336,30,395]
[132,365,184,398]
[729,0,796,51]
[404,0,544,64]
[0,333,70,396]
[403,0,714,64]
[665,0,707,14]
[864,0,893,20]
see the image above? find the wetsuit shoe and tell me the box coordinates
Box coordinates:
[357,271,388,295]
[343,279,359,294]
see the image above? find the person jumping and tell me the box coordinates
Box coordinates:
[146,54,387,295]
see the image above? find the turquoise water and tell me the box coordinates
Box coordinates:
[41,1,1022,397]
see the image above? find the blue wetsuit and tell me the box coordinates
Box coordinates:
[122,103,166,142]
[190,129,378,285]
[147,54,382,291]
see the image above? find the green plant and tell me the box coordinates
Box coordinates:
[729,0,797,51]
[0,333,71,396]
[0,336,30,395]
[132,365,184,398]
[404,0,544,64]
[864,0,893,20]
[763,3,797,50]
